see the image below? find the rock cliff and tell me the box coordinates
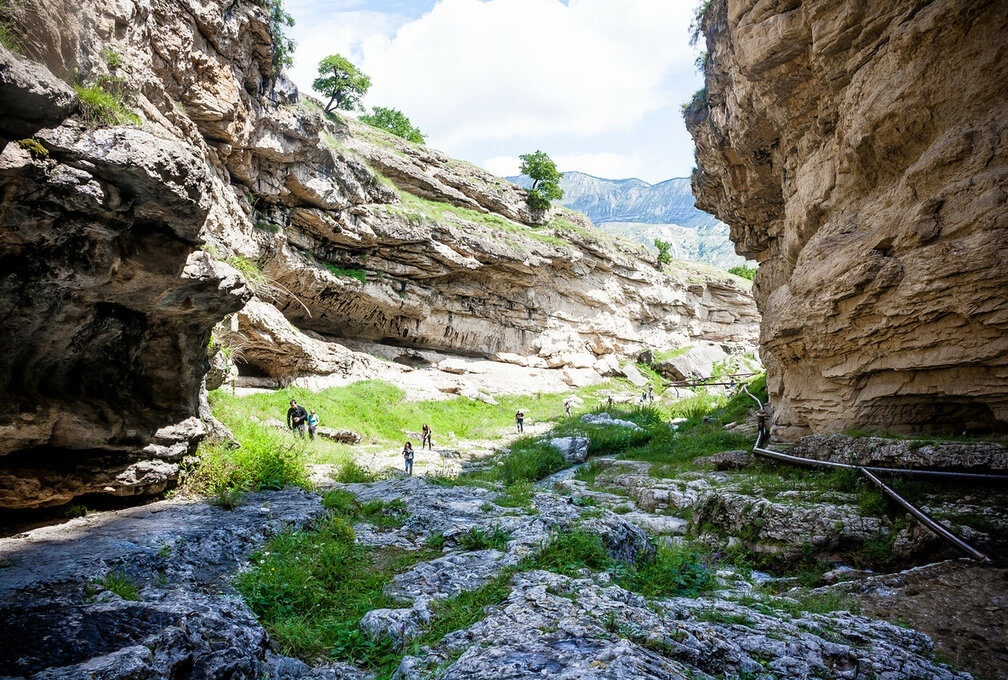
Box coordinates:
[687,0,1008,438]
[0,0,759,508]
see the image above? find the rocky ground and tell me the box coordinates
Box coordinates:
[1,419,1004,680]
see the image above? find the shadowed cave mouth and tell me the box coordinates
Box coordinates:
[0,447,169,537]
[861,397,1007,436]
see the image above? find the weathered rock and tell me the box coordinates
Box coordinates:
[0,44,76,138]
[0,470,989,680]
[789,433,1008,471]
[548,436,590,464]
[654,341,729,381]
[688,0,1008,438]
[397,569,968,680]
[0,118,250,507]
[581,413,644,431]
[697,449,753,471]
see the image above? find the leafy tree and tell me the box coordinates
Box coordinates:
[267,0,295,73]
[519,150,563,211]
[729,265,756,280]
[654,238,673,265]
[312,54,371,113]
[360,106,425,144]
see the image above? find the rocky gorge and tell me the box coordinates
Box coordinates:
[1,1,1007,680]
[0,0,758,509]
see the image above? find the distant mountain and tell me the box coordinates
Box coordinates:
[509,171,749,270]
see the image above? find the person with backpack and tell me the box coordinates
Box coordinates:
[307,409,320,440]
[421,423,433,449]
[402,441,415,475]
[286,399,308,437]
[515,410,524,433]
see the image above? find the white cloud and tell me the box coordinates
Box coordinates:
[287,0,703,182]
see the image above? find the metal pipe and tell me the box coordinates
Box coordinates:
[857,467,989,562]
[752,445,1008,482]
[750,443,996,561]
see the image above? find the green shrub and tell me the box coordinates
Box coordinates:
[74,84,140,127]
[210,488,245,510]
[360,106,425,144]
[532,529,612,576]
[62,503,88,518]
[458,524,510,551]
[333,459,378,483]
[16,137,48,158]
[501,438,565,485]
[184,421,309,496]
[614,543,715,598]
[654,238,673,265]
[96,570,140,601]
[728,265,756,280]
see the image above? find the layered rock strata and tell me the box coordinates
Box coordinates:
[0,0,759,509]
[687,0,1008,438]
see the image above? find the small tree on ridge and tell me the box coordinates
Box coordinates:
[360,106,425,144]
[520,150,563,211]
[312,54,371,113]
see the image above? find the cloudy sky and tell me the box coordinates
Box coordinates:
[283,0,704,183]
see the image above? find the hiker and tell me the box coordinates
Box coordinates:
[564,400,571,416]
[607,395,613,408]
[515,410,524,433]
[402,441,414,475]
[647,386,654,403]
[421,423,433,449]
[286,399,308,437]
[307,409,319,440]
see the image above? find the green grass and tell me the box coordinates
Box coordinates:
[74,84,140,127]
[209,382,566,451]
[458,523,510,551]
[652,346,693,362]
[388,191,570,249]
[183,418,310,496]
[531,529,612,576]
[613,543,715,598]
[94,570,140,601]
[322,262,367,283]
[235,516,414,669]
[493,480,534,509]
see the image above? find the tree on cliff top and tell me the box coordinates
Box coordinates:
[267,0,295,73]
[360,106,425,144]
[312,54,371,113]
[520,150,564,211]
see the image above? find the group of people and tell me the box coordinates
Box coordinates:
[401,423,434,475]
[286,399,320,440]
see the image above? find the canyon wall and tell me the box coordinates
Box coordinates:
[0,0,759,508]
[687,0,1008,438]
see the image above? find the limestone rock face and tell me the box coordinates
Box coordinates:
[0,0,760,509]
[687,0,1008,438]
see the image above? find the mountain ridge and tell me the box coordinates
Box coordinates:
[510,170,746,268]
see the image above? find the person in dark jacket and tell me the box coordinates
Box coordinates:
[286,399,308,437]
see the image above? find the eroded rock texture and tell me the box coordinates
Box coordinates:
[687,0,1008,438]
[0,0,759,509]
